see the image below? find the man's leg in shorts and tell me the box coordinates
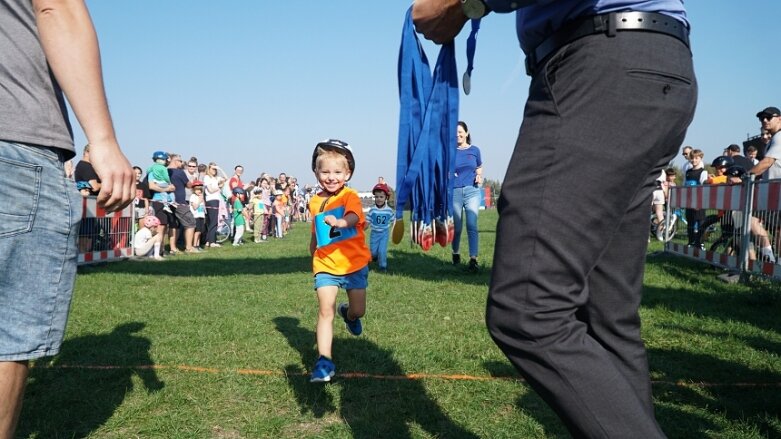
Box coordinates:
[173,204,196,250]
[0,142,81,438]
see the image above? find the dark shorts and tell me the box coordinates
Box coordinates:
[195,217,206,234]
[152,201,176,227]
[173,203,196,229]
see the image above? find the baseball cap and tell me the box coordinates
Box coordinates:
[756,106,780,118]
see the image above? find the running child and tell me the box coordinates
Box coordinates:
[308,139,371,383]
[365,183,394,271]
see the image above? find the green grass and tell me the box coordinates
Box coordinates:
[18,209,781,438]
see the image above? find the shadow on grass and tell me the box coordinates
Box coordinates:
[483,360,569,438]
[481,346,781,437]
[386,249,491,286]
[644,254,781,334]
[273,316,478,439]
[78,255,312,277]
[649,347,781,438]
[17,322,164,439]
[78,249,492,287]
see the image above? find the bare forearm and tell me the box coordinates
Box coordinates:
[750,157,775,176]
[34,0,116,145]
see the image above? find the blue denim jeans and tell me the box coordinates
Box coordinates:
[0,141,82,361]
[452,185,481,258]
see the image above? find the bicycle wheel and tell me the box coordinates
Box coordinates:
[216,222,232,243]
[656,215,678,242]
[699,215,721,244]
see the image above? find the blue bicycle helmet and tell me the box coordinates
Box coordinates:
[152,150,169,162]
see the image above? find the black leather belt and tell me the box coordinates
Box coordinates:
[525,11,690,76]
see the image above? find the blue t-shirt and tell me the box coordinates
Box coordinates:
[168,168,190,204]
[483,0,688,54]
[453,145,482,189]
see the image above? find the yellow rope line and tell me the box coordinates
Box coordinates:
[38,364,781,388]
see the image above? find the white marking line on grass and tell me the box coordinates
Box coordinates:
[36,364,781,388]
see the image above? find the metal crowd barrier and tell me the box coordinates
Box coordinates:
[77,196,135,265]
[664,177,781,281]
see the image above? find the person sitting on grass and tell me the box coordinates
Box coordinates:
[307,139,371,383]
[133,215,163,260]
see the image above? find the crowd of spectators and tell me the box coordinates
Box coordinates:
[662,106,781,263]
[68,149,318,259]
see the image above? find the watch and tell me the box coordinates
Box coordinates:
[461,0,490,19]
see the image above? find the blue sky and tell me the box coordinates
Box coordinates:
[73,1,780,190]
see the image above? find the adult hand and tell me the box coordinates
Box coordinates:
[89,139,135,212]
[412,0,469,44]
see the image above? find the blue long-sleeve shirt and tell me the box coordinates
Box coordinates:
[483,0,688,53]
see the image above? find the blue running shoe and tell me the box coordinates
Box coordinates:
[338,303,362,336]
[310,356,335,383]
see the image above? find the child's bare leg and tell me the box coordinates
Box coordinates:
[315,286,338,358]
[653,204,664,224]
[345,288,366,320]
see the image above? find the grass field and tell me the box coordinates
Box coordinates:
[18,209,781,438]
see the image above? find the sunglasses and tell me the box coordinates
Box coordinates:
[759,114,779,122]
[188,164,197,168]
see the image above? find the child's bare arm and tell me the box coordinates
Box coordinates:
[325,212,359,229]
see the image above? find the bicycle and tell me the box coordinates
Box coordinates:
[215,214,233,244]
[650,207,687,242]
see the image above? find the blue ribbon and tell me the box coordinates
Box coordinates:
[463,19,480,95]
[396,7,459,228]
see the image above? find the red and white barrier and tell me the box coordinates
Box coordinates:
[669,183,746,210]
[666,179,781,282]
[667,242,739,271]
[77,197,135,265]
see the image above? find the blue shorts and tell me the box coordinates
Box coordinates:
[0,141,82,361]
[314,266,369,291]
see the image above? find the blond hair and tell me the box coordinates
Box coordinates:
[314,148,350,173]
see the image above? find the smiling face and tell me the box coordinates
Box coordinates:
[315,154,350,194]
[456,124,468,146]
